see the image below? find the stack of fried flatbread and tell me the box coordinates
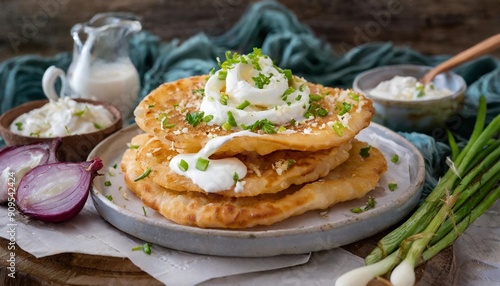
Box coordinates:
[121,75,387,229]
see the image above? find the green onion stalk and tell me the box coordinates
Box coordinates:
[336,97,500,286]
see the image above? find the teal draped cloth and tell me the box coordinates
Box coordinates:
[1,1,499,200]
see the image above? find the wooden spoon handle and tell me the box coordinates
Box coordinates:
[421,33,500,84]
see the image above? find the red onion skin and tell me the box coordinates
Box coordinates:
[0,138,61,203]
[15,158,103,223]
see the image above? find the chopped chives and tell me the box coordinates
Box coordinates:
[227,111,237,126]
[348,92,360,102]
[360,146,371,158]
[220,94,229,105]
[350,207,363,213]
[332,121,344,136]
[203,115,214,122]
[132,243,151,255]
[222,122,233,131]
[388,183,398,191]
[134,168,152,182]
[233,172,239,183]
[74,110,85,117]
[178,159,189,172]
[218,70,228,80]
[309,94,322,102]
[236,100,251,110]
[391,154,399,163]
[104,181,112,187]
[105,195,113,201]
[93,122,103,129]
[196,158,210,171]
[142,206,147,216]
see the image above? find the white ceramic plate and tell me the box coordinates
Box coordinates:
[89,123,424,257]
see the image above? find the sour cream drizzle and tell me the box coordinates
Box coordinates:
[200,53,310,127]
[169,131,258,193]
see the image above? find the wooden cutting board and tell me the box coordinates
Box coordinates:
[0,231,456,286]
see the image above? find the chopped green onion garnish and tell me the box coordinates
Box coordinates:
[278,126,287,132]
[281,87,295,101]
[338,102,352,116]
[236,100,251,110]
[299,83,306,92]
[112,164,117,169]
[29,132,40,137]
[332,121,345,136]
[74,110,85,117]
[233,172,239,183]
[142,206,147,216]
[65,126,70,135]
[220,94,229,105]
[348,92,360,102]
[388,183,398,191]
[196,158,210,171]
[295,94,302,101]
[360,146,371,158]
[104,181,112,187]
[317,107,328,117]
[203,115,214,122]
[287,159,296,168]
[227,111,237,127]
[309,94,322,102]
[252,73,272,89]
[134,168,152,182]
[148,104,155,108]
[391,154,399,163]
[192,88,205,94]
[350,207,363,213]
[105,195,113,201]
[222,122,233,131]
[283,69,293,82]
[128,144,140,149]
[365,196,376,211]
[132,243,151,255]
[186,111,206,127]
[93,122,102,129]
[178,159,189,172]
[218,70,228,80]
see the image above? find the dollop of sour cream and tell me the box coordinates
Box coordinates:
[170,49,314,193]
[200,50,311,127]
[10,97,114,137]
[369,76,452,100]
[169,131,258,193]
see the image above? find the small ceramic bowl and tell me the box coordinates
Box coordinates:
[0,99,122,162]
[353,65,466,133]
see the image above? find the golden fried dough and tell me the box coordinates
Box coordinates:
[134,76,374,156]
[130,133,352,197]
[121,139,387,229]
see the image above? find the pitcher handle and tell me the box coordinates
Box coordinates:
[42,66,69,101]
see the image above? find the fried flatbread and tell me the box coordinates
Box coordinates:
[134,75,374,156]
[121,139,387,229]
[130,133,352,197]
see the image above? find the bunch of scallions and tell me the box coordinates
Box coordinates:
[336,96,500,286]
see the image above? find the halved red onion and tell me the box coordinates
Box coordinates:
[0,139,61,203]
[16,158,103,222]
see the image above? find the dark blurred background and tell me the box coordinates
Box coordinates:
[1,0,499,62]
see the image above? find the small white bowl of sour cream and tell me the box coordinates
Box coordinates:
[0,98,122,162]
[353,64,466,134]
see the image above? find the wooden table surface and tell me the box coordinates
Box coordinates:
[0,229,456,286]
